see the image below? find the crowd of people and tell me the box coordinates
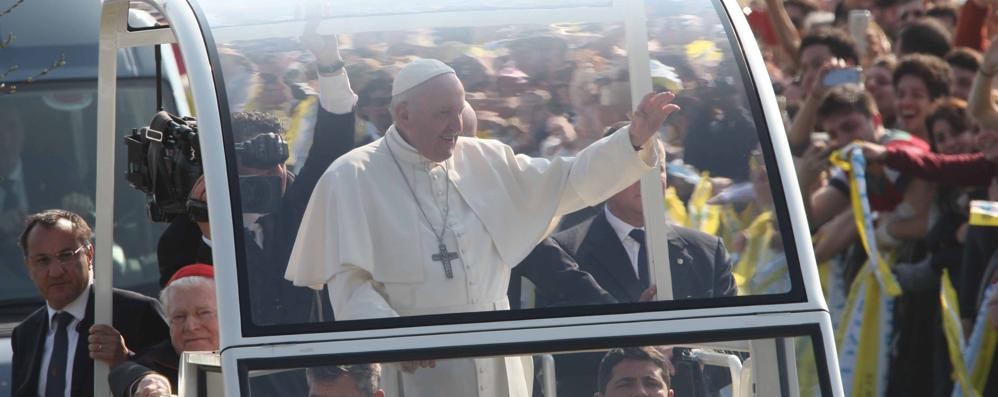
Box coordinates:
[8,0,998,396]
[749,0,998,396]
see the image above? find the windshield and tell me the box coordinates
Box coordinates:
[193,0,807,334]
[238,331,832,396]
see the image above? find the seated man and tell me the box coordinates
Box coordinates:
[306,364,384,397]
[108,264,217,397]
[11,209,169,397]
[518,135,735,396]
[596,347,673,397]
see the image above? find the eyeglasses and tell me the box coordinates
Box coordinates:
[169,308,217,327]
[28,244,88,272]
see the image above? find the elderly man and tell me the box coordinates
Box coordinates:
[10,210,168,397]
[306,364,384,397]
[286,58,677,396]
[107,264,217,397]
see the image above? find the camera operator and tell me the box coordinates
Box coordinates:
[157,32,357,325]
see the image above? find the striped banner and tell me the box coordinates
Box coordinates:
[952,284,997,397]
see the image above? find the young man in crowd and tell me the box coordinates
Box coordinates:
[787,28,860,155]
[892,53,953,141]
[596,347,673,397]
[944,47,982,100]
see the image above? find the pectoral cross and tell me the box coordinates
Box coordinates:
[432,243,458,279]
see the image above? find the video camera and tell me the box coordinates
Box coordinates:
[125,111,202,223]
[125,111,290,223]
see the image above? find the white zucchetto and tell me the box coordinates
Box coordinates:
[391,58,456,96]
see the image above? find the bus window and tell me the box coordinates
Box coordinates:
[0,80,178,308]
[237,333,830,397]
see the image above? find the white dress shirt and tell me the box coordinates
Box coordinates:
[604,205,644,278]
[37,283,91,397]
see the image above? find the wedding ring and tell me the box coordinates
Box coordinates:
[97,344,102,352]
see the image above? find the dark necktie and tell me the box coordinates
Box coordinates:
[46,311,74,397]
[629,229,650,289]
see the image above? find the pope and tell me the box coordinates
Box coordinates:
[286,58,679,397]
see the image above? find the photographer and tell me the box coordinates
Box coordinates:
[156,32,357,325]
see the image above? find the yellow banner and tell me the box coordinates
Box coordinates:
[969,200,998,227]
[940,270,979,397]
[829,147,902,297]
[665,186,688,227]
[688,171,721,235]
[836,265,895,397]
[733,211,774,294]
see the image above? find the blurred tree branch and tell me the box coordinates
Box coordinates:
[0,0,67,94]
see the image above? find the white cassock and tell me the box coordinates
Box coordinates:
[286,124,657,396]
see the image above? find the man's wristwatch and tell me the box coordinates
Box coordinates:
[316,60,345,75]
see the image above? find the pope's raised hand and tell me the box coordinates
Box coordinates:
[301,13,341,66]
[628,91,680,149]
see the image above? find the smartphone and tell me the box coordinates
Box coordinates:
[849,10,871,57]
[812,132,831,147]
[822,67,862,87]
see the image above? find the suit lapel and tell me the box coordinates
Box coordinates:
[20,310,49,395]
[581,213,643,302]
[70,289,96,397]
[665,225,695,299]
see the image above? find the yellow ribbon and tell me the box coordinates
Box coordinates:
[664,186,688,227]
[969,200,998,227]
[733,211,774,294]
[965,286,997,395]
[687,171,721,235]
[285,96,317,168]
[828,147,902,297]
[836,262,895,397]
[940,270,980,397]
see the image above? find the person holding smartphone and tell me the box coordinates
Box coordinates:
[787,27,860,156]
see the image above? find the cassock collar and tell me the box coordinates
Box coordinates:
[385,125,450,169]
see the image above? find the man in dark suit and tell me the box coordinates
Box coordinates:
[519,161,736,396]
[10,209,169,397]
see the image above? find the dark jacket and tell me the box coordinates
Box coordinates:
[521,210,736,397]
[10,288,169,397]
[157,102,356,325]
[549,210,736,302]
[108,340,178,397]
